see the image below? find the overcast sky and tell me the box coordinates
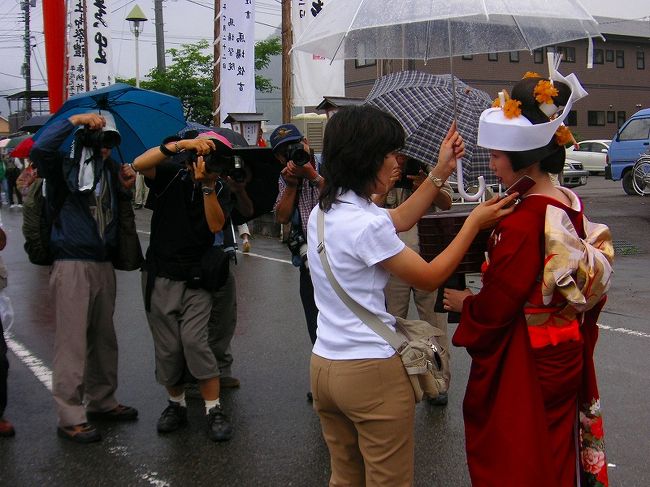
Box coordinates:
[0,0,649,118]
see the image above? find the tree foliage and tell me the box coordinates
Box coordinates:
[254,37,282,93]
[117,38,282,125]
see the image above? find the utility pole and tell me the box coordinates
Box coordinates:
[281,0,292,123]
[212,0,221,126]
[22,0,32,114]
[154,0,166,72]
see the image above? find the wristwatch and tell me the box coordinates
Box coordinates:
[202,184,215,196]
[427,171,444,188]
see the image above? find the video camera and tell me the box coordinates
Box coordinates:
[394,158,429,190]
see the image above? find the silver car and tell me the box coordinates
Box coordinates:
[566,139,610,174]
[562,159,589,188]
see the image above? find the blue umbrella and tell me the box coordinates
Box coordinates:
[32,83,187,163]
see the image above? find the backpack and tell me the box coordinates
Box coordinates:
[22,178,56,265]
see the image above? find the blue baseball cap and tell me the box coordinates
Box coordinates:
[270,124,303,152]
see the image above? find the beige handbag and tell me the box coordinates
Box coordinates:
[316,209,447,402]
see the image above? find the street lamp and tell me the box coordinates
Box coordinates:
[126,5,148,88]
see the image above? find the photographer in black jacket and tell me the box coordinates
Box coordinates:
[132,131,250,442]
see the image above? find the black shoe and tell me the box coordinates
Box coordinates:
[87,404,139,421]
[427,392,448,406]
[157,401,188,433]
[57,423,102,443]
[207,405,233,442]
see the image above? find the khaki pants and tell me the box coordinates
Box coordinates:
[50,260,119,427]
[384,274,451,386]
[310,353,415,487]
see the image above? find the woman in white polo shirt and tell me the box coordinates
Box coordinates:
[306,105,517,486]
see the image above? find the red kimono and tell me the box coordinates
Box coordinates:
[453,191,610,487]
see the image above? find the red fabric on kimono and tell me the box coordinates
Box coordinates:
[453,194,608,487]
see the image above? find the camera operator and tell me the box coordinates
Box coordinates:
[132,132,251,442]
[30,112,139,444]
[272,125,323,355]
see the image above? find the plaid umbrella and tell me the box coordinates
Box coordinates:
[365,71,497,185]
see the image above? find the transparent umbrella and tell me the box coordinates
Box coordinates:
[293,0,602,199]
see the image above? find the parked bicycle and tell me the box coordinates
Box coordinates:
[632,154,650,196]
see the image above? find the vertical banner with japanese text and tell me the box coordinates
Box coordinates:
[220,1,256,125]
[292,0,344,107]
[66,0,114,98]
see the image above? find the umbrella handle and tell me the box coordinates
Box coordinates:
[456,158,486,202]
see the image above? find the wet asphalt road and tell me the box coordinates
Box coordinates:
[0,176,648,486]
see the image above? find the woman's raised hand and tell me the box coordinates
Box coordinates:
[435,121,466,178]
[466,193,519,231]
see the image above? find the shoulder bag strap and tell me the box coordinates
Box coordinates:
[316,208,407,352]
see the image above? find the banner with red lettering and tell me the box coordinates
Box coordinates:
[292,0,344,107]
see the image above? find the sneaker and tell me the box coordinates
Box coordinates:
[57,422,101,443]
[157,401,188,433]
[242,240,251,253]
[427,392,448,407]
[0,417,15,437]
[219,376,240,389]
[207,405,233,442]
[87,404,139,421]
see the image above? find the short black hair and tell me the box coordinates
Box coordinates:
[319,105,405,211]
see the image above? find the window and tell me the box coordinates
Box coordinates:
[354,43,376,68]
[556,46,576,63]
[577,142,593,152]
[533,48,544,64]
[617,111,627,129]
[607,111,616,124]
[462,54,473,60]
[616,50,625,68]
[566,110,578,127]
[606,50,614,62]
[637,51,645,70]
[593,49,604,64]
[509,51,519,62]
[587,111,606,126]
[619,117,650,140]
[488,52,498,62]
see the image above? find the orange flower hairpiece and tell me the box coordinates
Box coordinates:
[503,99,522,119]
[534,80,559,105]
[523,71,542,79]
[555,125,574,146]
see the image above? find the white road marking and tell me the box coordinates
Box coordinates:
[5,334,52,391]
[5,333,171,487]
[597,324,650,339]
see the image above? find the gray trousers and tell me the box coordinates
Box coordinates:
[50,260,119,427]
[143,273,219,386]
[384,274,452,386]
[207,270,237,378]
